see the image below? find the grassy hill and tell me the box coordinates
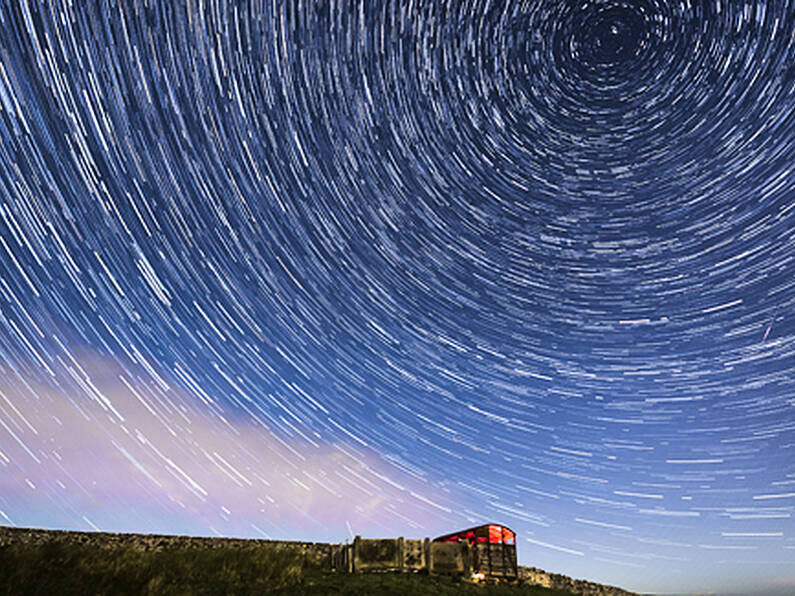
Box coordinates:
[286,569,578,596]
[0,540,575,596]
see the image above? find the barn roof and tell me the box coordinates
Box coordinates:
[433,523,515,544]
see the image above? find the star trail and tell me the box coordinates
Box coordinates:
[1,0,794,593]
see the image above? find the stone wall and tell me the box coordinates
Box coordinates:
[0,525,333,567]
[519,566,639,596]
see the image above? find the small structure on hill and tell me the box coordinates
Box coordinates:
[330,522,517,581]
[434,523,517,580]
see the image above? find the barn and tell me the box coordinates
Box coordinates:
[331,522,518,581]
[434,523,517,580]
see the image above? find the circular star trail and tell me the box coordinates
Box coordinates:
[1,1,794,593]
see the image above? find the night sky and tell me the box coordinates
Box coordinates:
[1,1,794,594]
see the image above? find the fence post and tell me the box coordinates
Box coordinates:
[398,536,404,571]
[353,535,361,573]
[425,538,432,574]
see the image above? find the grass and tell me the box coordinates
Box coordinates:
[286,569,577,596]
[0,542,303,595]
[0,542,575,596]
